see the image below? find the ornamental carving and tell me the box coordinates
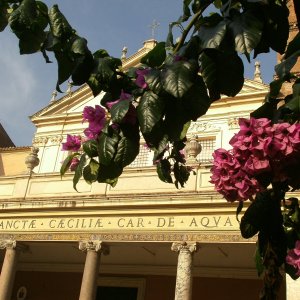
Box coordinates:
[171,242,199,254]
[32,136,48,146]
[188,121,219,133]
[49,135,63,145]
[228,118,240,129]
[0,239,16,249]
[79,240,110,255]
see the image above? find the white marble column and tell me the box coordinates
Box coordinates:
[79,241,109,300]
[0,240,25,300]
[171,242,199,300]
[286,275,300,300]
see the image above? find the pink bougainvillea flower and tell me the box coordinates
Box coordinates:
[82,105,106,140]
[135,68,150,89]
[69,157,80,171]
[286,240,300,276]
[62,135,81,151]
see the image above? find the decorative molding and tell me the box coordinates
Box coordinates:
[188,121,220,133]
[32,136,48,147]
[79,240,109,255]
[49,135,63,146]
[228,118,240,130]
[0,239,16,249]
[0,232,256,243]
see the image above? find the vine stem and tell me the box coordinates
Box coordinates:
[174,0,214,54]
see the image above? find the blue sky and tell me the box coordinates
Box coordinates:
[0,0,276,146]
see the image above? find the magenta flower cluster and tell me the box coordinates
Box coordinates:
[135,68,150,89]
[82,105,106,140]
[211,118,300,202]
[286,240,300,276]
[62,134,81,151]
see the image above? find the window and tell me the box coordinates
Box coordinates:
[197,138,215,164]
[128,145,152,168]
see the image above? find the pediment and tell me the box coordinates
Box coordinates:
[31,78,269,122]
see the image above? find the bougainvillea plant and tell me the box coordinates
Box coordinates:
[1,0,300,298]
[211,117,300,298]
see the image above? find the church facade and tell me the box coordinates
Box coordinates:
[1,2,299,298]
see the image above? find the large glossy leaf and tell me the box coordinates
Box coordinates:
[181,75,211,121]
[48,4,73,39]
[114,136,139,167]
[18,28,46,54]
[9,0,37,33]
[83,159,99,184]
[228,10,263,61]
[110,99,130,124]
[98,132,119,166]
[199,49,244,100]
[198,17,226,49]
[284,32,300,60]
[140,42,166,67]
[275,50,300,79]
[162,60,198,98]
[83,140,98,158]
[73,154,87,191]
[156,159,173,183]
[97,162,123,186]
[0,2,8,32]
[60,152,80,176]
[137,91,165,135]
[144,69,163,95]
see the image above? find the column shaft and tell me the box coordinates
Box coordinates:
[0,241,19,300]
[172,242,199,300]
[79,249,100,300]
[79,241,109,300]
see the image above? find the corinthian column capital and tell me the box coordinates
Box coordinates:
[0,240,16,250]
[79,240,109,255]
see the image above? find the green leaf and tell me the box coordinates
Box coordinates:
[137,91,165,135]
[198,17,226,49]
[83,140,98,158]
[144,69,163,94]
[0,2,8,32]
[284,95,300,115]
[162,60,198,98]
[174,162,190,188]
[83,159,99,184]
[254,246,264,277]
[48,4,73,39]
[236,201,243,222]
[18,28,46,54]
[60,152,79,177]
[181,75,211,121]
[153,134,169,161]
[140,42,166,67]
[73,154,87,191]
[9,0,37,33]
[114,136,140,168]
[110,99,130,124]
[156,159,173,183]
[228,10,263,61]
[98,131,119,166]
[55,50,76,92]
[199,49,244,100]
[97,162,123,185]
[93,49,110,58]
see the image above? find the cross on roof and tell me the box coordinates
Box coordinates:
[148,19,160,39]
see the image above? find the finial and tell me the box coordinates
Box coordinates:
[254,61,263,83]
[121,46,128,61]
[50,90,57,103]
[148,19,160,39]
[184,135,202,165]
[66,80,72,95]
[25,147,40,175]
